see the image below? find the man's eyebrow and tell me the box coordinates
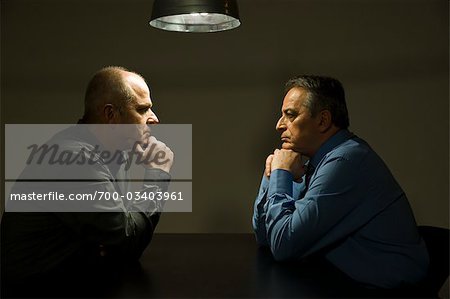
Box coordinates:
[136,103,152,109]
[283,108,297,114]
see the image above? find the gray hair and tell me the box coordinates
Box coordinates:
[285,75,350,129]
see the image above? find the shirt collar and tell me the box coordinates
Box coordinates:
[309,129,354,168]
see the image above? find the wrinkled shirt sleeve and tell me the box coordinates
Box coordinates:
[252,172,304,247]
[252,174,270,246]
[265,157,361,261]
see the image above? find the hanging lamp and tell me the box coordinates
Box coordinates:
[149,0,241,33]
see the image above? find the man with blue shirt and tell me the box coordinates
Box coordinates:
[252,75,429,289]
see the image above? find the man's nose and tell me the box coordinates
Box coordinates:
[146,110,159,124]
[276,116,285,131]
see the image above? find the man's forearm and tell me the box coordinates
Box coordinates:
[253,175,270,246]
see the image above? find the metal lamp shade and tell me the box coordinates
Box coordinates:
[149,0,241,33]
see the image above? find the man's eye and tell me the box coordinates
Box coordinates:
[138,108,150,114]
[286,113,295,119]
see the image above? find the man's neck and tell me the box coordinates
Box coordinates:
[308,126,341,159]
[86,125,121,153]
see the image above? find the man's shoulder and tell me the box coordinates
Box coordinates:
[325,136,374,164]
[23,126,110,179]
[50,125,97,153]
[329,135,372,156]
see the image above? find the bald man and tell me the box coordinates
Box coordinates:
[1,67,173,286]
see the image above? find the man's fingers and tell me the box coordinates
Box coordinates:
[134,143,144,154]
[143,136,166,156]
[139,136,174,172]
[143,136,156,154]
[265,154,274,177]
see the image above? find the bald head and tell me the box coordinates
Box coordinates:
[82,66,148,123]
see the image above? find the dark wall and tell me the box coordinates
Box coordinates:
[1,0,448,232]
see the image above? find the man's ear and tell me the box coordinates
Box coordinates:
[318,110,333,133]
[103,104,116,124]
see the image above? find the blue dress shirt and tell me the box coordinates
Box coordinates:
[252,129,429,288]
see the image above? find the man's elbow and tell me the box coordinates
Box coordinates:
[270,243,295,261]
[252,219,270,247]
[271,250,294,262]
[255,235,269,247]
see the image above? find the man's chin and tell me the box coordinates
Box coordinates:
[281,143,304,154]
[281,143,294,150]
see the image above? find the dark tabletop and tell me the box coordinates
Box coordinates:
[3,234,430,298]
